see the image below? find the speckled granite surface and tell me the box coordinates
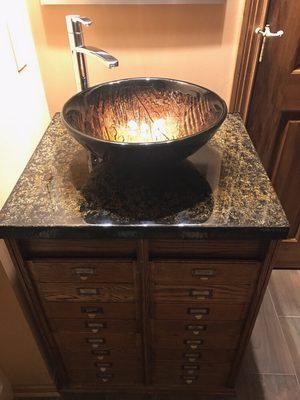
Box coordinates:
[0,113,289,239]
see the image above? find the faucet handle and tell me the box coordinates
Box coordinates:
[66,15,92,34]
[71,16,92,26]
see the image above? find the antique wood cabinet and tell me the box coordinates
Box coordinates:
[0,114,289,397]
[6,237,277,396]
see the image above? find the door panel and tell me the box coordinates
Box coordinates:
[247,0,300,268]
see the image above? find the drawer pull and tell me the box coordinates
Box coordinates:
[185,339,203,350]
[78,288,100,296]
[188,308,209,320]
[183,365,199,371]
[81,306,103,318]
[86,338,105,348]
[86,322,106,333]
[190,289,212,300]
[192,269,215,280]
[74,267,95,280]
[183,353,201,362]
[97,373,113,382]
[95,362,112,372]
[182,375,198,384]
[186,324,206,335]
[92,349,110,356]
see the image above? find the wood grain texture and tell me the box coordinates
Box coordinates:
[48,318,137,333]
[152,302,248,321]
[42,302,136,319]
[149,239,267,260]
[37,283,135,302]
[27,260,135,283]
[241,290,294,374]
[19,239,137,259]
[153,283,253,303]
[151,260,260,284]
[269,270,300,316]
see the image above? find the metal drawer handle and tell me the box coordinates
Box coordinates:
[186,324,206,335]
[86,322,106,333]
[182,375,198,384]
[78,288,99,296]
[74,267,95,280]
[190,289,212,300]
[95,362,112,372]
[192,269,215,281]
[188,308,209,320]
[81,306,103,318]
[182,365,199,375]
[185,339,203,350]
[184,353,200,360]
[97,373,113,382]
[86,338,105,348]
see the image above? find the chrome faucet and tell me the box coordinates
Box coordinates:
[66,15,119,92]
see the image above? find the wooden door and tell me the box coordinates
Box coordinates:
[247,0,300,269]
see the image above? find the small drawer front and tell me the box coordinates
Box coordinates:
[154,331,239,349]
[37,283,135,302]
[68,365,142,385]
[55,332,141,351]
[49,318,137,334]
[64,354,140,370]
[61,348,140,366]
[154,361,230,375]
[42,302,136,319]
[152,303,248,321]
[153,348,235,363]
[152,370,228,387]
[148,239,267,259]
[27,260,135,283]
[153,320,242,338]
[153,283,252,303]
[152,261,260,284]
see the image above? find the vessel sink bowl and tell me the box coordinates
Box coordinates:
[62,77,227,165]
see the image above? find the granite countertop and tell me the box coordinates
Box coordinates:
[0,113,289,240]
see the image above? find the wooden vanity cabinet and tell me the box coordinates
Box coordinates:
[7,237,274,396]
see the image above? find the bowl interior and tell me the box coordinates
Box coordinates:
[63,78,226,144]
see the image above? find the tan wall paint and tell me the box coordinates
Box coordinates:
[27,0,245,116]
[0,0,53,393]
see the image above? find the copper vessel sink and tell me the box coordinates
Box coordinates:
[62,77,227,164]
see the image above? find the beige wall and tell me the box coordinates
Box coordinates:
[0,0,53,394]
[27,0,245,116]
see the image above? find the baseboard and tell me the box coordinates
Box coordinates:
[13,384,59,398]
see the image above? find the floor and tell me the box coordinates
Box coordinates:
[235,269,300,399]
[18,270,300,400]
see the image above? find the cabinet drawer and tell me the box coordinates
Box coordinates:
[49,318,137,334]
[37,283,135,302]
[149,239,268,259]
[64,355,140,370]
[152,260,259,284]
[153,283,252,303]
[152,370,228,387]
[61,348,140,366]
[154,331,239,349]
[55,332,141,351]
[43,302,136,319]
[152,303,248,321]
[152,320,242,337]
[27,260,135,283]
[153,348,235,363]
[68,365,142,386]
[154,361,230,375]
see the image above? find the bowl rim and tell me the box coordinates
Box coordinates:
[61,76,228,147]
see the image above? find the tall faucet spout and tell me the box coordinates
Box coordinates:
[66,15,119,91]
[75,46,119,69]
